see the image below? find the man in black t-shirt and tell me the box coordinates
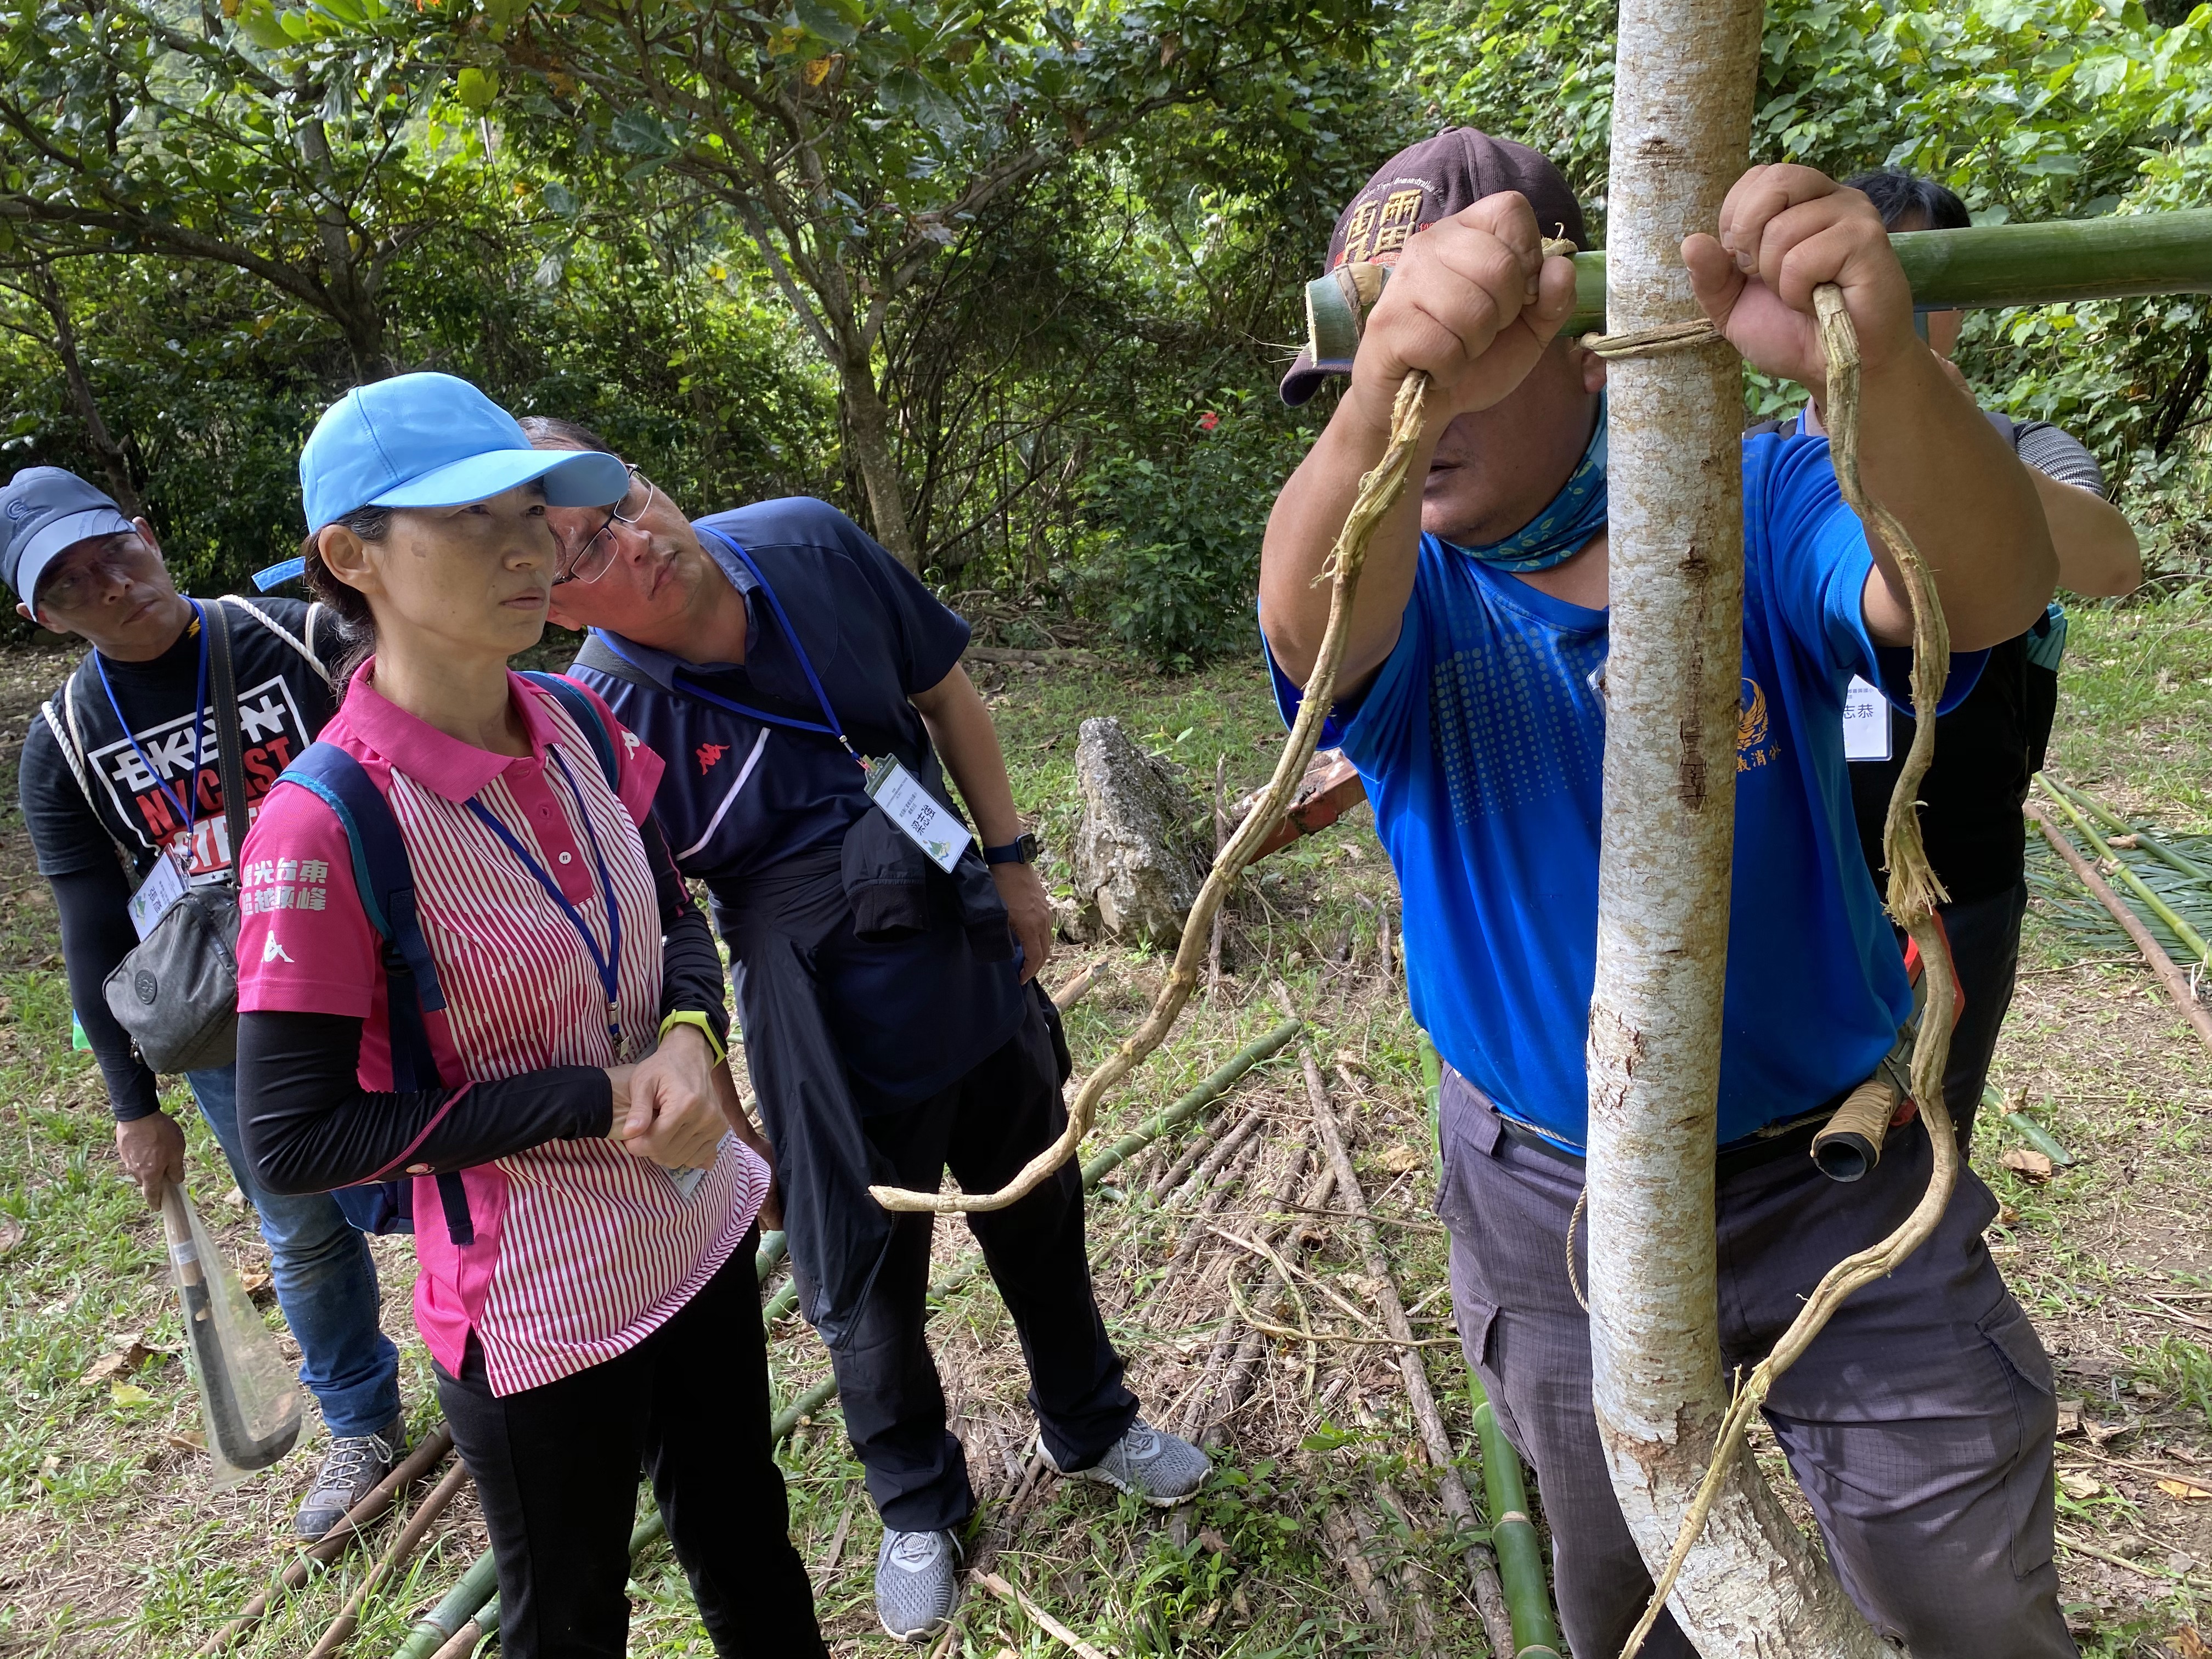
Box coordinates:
[1818,174,2140,1146]
[3,467,407,1538]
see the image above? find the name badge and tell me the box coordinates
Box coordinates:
[1842,675,1892,763]
[663,1133,733,1201]
[863,757,973,874]
[127,849,191,941]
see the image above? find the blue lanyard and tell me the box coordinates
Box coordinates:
[597,529,862,770]
[466,747,627,1054]
[97,599,209,842]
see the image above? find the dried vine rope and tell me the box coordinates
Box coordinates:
[868,367,1438,1214]
[1614,283,1961,1659]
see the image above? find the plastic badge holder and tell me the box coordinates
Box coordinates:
[160,1183,303,1487]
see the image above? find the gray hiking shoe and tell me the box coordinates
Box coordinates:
[294,1415,405,1540]
[876,1528,961,1642]
[1043,1417,1211,1506]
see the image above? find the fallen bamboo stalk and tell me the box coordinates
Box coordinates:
[1051,962,1110,1011]
[1150,1132,1267,1306]
[1186,1144,1329,1442]
[1296,1042,1521,1659]
[1078,1018,1302,1188]
[305,1456,472,1659]
[2042,775,2212,881]
[2036,776,2212,965]
[1470,1376,1563,1659]
[1324,1504,1396,1627]
[195,1428,456,1656]
[425,1613,486,1659]
[1158,1099,1267,1204]
[1370,1479,1442,1657]
[973,1569,1112,1659]
[392,1029,1288,1658]
[2028,803,2212,1056]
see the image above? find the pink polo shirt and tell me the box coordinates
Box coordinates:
[236,665,766,1395]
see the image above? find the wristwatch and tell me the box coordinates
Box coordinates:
[983,832,1041,866]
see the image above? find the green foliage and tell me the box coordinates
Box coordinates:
[1083,395,1312,670]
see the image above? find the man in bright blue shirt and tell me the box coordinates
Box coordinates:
[1263,131,2072,1657]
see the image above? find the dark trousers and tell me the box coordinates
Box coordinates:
[1932,878,2029,1148]
[435,1230,828,1659]
[830,998,1138,1533]
[1438,1073,2074,1659]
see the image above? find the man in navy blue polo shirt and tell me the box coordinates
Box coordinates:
[1264,133,2072,1656]
[522,425,1209,1643]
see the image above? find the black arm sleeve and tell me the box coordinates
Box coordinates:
[237,1011,613,1196]
[50,864,163,1121]
[644,814,729,1049]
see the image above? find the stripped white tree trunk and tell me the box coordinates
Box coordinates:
[1584,2,1894,1651]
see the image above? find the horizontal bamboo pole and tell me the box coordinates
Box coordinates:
[1562,208,2212,335]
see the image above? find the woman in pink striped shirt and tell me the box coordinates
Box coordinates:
[234,373,826,1658]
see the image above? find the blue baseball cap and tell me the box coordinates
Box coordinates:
[0,467,137,607]
[300,371,628,534]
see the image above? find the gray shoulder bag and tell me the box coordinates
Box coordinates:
[102,601,252,1074]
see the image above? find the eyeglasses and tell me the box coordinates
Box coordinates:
[553,464,656,587]
[36,535,158,613]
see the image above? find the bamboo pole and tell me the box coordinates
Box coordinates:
[1560,208,2212,334]
[2035,776,2212,964]
[304,1457,472,1659]
[2042,775,2212,882]
[1470,1377,1561,1659]
[2027,803,2212,1056]
[1296,1043,1520,1659]
[195,1429,455,1656]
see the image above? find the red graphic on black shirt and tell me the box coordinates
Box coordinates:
[696,742,728,775]
[86,673,310,876]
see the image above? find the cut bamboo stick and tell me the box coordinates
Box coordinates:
[2035,776,2212,965]
[304,1457,472,1659]
[2028,803,2212,1056]
[196,1429,456,1657]
[973,1570,1112,1659]
[1296,1043,1523,1659]
[2043,775,2211,881]
[1324,1504,1396,1626]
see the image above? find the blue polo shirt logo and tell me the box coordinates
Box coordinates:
[1737,676,1777,772]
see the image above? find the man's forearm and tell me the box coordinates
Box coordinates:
[2032,470,2140,598]
[49,866,162,1120]
[1850,346,2056,650]
[912,665,1023,844]
[1259,407,1431,687]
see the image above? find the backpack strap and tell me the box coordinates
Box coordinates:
[40,664,102,821]
[217,595,331,686]
[276,744,473,1245]
[518,670,620,789]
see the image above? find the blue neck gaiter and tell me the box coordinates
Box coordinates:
[1445,394,1609,574]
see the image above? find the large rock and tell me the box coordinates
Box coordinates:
[1071,717,1204,944]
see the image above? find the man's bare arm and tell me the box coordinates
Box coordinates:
[1260,194,1582,690]
[2034,471,2140,598]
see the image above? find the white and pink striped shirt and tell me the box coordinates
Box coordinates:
[236,665,766,1395]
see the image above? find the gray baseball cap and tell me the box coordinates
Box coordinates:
[0,467,136,607]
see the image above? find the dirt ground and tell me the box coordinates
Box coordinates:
[1,613,2208,1658]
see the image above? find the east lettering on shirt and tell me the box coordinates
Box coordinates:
[1268,432,1987,1152]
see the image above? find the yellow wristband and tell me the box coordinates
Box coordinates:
[657,1009,726,1065]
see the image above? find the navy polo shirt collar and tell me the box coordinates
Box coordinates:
[591,528,762,686]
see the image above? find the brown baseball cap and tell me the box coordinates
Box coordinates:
[1279,128,1587,406]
